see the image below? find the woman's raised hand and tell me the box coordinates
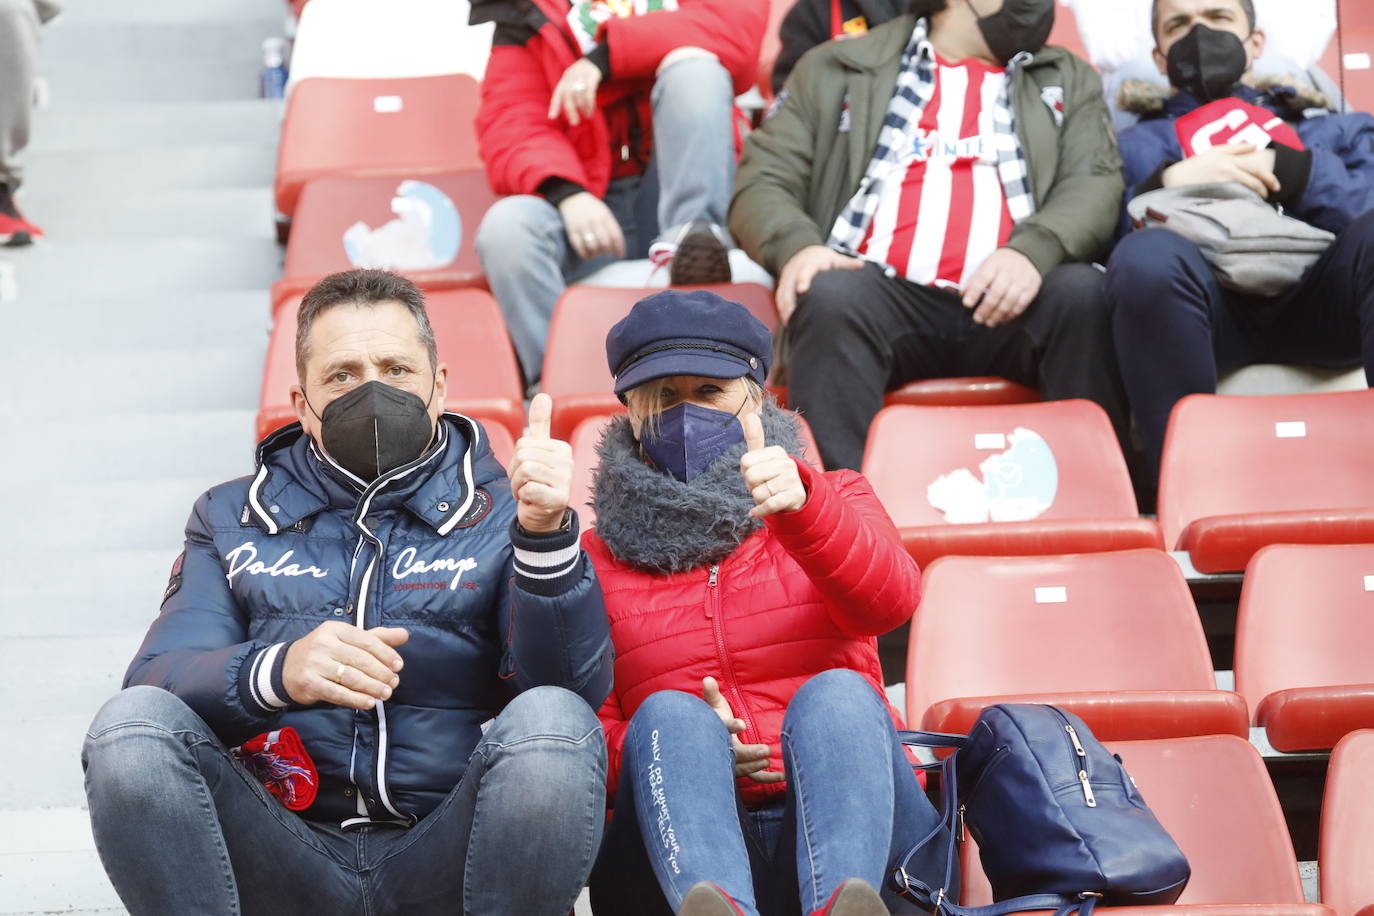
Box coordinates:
[739,412,807,519]
[702,676,784,784]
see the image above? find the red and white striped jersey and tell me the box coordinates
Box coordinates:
[856,55,1014,290]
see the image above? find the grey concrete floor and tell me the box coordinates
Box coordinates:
[1,1,282,911]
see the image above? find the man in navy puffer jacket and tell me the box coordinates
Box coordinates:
[1105,0,1374,483]
[81,270,613,916]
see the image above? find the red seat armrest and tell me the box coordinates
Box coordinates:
[1255,684,1374,752]
[921,691,1250,741]
[1179,509,1374,574]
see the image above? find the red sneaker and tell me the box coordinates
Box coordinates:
[807,878,889,916]
[678,883,748,916]
[0,186,41,247]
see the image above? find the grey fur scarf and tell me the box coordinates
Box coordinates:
[590,402,808,574]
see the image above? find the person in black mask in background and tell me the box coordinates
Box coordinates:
[82,269,613,916]
[732,0,1128,472]
[1106,0,1374,485]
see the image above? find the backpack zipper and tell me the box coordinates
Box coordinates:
[1065,722,1097,807]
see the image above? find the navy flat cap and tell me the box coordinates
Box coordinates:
[606,289,772,401]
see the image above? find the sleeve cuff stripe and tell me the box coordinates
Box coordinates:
[515,555,581,580]
[253,643,290,710]
[513,542,581,570]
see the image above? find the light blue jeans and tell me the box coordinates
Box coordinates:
[82,684,606,916]
[475,55,736,385]
[588,669,954,916]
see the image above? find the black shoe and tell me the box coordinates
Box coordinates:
[0,184,42,247]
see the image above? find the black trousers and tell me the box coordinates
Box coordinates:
[1107,211,1374,482]
[787,262,1129,471]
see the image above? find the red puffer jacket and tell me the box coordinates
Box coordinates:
[584,459,921,808]
[475,0,767,198]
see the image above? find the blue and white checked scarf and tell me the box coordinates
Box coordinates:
[827,19,1036,254]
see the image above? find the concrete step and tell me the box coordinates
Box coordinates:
[0,410,258,483]
[0,549,181,640]
[28,100,282,154]
[1,714,95,810]
[42,19,283,106]
[6,344,267,416]
[4,635,146,722]
[20,144,276,195]
[56,0,283,24]
[0,478,232,551]
[22,188,277,242]
[2,290,270,349]
[0,849,123,915]
[4,236,280,298]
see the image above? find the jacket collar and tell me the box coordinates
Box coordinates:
[245,414,499,536]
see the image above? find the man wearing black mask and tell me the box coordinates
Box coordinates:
[1107,0,1374,485]
[733,0,1128,472]
[82,269,613,915]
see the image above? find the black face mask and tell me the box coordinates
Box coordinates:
[1166,23,1249,104]
[312,380,436,482]
[969,0,1055,65]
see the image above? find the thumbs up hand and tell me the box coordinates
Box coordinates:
[739,411,806,519]
[509,393,574,533]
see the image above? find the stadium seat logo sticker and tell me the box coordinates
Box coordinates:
[926,427,1059,524]
[342,180,460,271]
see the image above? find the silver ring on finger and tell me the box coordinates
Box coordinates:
[334,662,347,683]
[571,82,587,92]
[583,231,596,245]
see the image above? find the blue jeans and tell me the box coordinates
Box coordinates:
[475,55,737,385]
[82,685,606,916]
[588,669,953,916]
[1106,212,1374,481]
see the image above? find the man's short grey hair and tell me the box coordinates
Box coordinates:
[1151,0,1255,41]
[295,269,438,381]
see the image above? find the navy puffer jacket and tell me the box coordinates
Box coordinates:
[1117,84,1374,237]
[126,414,613,827]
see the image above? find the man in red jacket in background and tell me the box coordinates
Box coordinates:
[471,0,767,388]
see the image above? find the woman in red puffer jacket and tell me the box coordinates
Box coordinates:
[582,289,953,916]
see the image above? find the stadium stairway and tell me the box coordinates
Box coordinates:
[0,0,284,911]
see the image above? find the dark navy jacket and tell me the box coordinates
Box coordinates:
[1117,85,1374,237]
[126,414,613,827]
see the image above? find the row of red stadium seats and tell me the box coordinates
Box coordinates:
[905,544,1374,754]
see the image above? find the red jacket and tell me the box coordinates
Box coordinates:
[584,459,922,808]
[476,0,768,198]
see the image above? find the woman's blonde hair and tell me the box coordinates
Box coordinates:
[625,376,769,436]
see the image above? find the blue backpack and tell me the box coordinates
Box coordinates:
[894,704,1190,916]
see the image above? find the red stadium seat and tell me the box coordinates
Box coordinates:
[484,420,514,470]
[906,549,1247,740]
[1234,544,1374,752]
[959,735,1330,916]
[258,289,524,443]
[275,74,482,219]
[884,377,1040,408]
[862,401,1161,567]
[540,283,778,441]
[1320,729,1374,916]
[272,170,498,311]
[1157,390,1374,574]
[756,0,793,102]
[1317,1,1374,114]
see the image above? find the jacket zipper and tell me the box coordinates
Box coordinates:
[704,563,760,748]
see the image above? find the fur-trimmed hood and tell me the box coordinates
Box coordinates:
[589,402,807,574]
[1117,72,1333,118]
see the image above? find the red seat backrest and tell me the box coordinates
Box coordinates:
[958,735,1307,906]
[1235,543,1374,717]
[862,400,1138,529]
[260,289,524,442]
[275,74,483,217]
[277,170,498,306]
[1321,729,1374,916]
[907,549,1217,725]
[1157,390,1374,550]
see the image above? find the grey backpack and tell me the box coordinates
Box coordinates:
[1127,181,1334,297]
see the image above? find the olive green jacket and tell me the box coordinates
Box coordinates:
[729,15,1124,277]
